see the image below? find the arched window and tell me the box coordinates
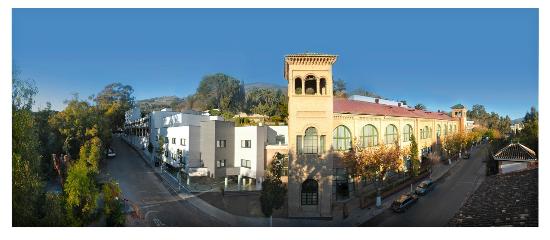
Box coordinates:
[333,125,352,151]
[420,128,424,139]
[361,124,378,147]
[385,124,398,144]
[304,75,317,95]
[403,124,413,142]
[437,124,441,137]
[294,77,302,95]
[304,127,318,154]
[444,125,448,136]
[320,78,327,95]
[301,179,318,205]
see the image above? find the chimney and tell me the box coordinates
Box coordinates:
[375,98,380,104]
[398,102,402,107]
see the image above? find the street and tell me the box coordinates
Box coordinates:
[102,136,227,226]
[361,145,487,227]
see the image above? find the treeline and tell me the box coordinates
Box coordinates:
[467,104,512,135]
[13,68,134,226]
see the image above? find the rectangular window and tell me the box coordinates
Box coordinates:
[216,159,226,168]
[180,138,186,146]
[241,159,251,168]
[216,140,226,148]
[241,140,251,148]
[296,135,303,154]
[164,137,169,143]
[275,135,285,145]
[172,138,176,144]
[320,135,326,154]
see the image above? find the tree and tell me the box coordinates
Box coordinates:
[12,68,44,226]
[64,159,99,226]
[34,103,63,178]
[102,181,125,226]
[245,88,288,120]
[349,87,383,99]
[95,83,135,132]
[156,136,165,164]
[519,107,538,154]
[414,103,427,110]
[194,73,245,114]
[40,192,67,226]
[333,79,347,97]
[260,153,287,217]
[409,134,420,176]
[78,135,103,174]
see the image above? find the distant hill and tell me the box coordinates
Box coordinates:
[137,96,185,114]
[245,82,287,92]
[512,118,524,124]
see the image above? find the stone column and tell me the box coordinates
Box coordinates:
[316,79,320,95]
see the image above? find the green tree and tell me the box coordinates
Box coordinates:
[34,102,63,178]
[12,69,44,226]
[40,192,67,226]
[194,73,245,113]
[102,181,125,226]
[414,103,427,110]
[156,136,165,163]
[519,107,538,154]
[64,159,99,226]
[409,134,420,176]
[333,79,347,97]
[260,153,287,217]
[95,82,135,132]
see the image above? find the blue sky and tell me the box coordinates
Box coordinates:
[13,8,538,119]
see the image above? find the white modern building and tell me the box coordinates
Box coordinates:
[123,106,289,190]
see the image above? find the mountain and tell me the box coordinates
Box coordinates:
[512,118,524,124]
[244,82,287,92]
[137,96,185,113]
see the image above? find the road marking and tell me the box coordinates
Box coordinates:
[153,218,165,227]
[141,204,160,209]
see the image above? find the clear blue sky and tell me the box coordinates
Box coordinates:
[13,8,538,119]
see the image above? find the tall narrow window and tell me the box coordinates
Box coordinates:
[333,125,352,151]
[301,179,318,205]
[437,124,441,137]
[385,124,398,144]
[320,78,326,95]
[296,135,303,154]
[294,77,302,95]
[424,126,429,139]
[320,135,326,154]
[361,124,378,147]
[303,127,318,154]
[403,124,413,142]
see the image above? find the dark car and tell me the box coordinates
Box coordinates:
[415,179,435,195]
[462,151,471,159]
[391,193,418,213]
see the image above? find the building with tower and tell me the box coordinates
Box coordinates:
[284,53,466,218]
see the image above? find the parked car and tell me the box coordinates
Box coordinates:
[462,151,471,159]
[415,179,435,195]
[107,148,116,158]
[391,193,418,213]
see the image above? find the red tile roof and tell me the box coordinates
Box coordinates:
[333,98,457,121]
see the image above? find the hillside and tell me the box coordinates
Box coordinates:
[137,96,185,114]
[244,82,287,92]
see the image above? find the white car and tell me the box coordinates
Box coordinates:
[107,148,116,158]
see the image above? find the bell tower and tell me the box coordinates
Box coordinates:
[451,104,468,132]
[284,53,337,218]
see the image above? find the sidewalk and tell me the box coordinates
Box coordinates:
[122,136,477,227]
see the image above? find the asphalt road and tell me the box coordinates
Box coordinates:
[361,145,487,227]
[102,136,227,226]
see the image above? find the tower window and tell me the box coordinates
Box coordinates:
[303,127,318,154]
[304,75,317,95]
[320,78,326,95]
[294,77,302,95]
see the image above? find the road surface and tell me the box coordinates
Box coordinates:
[361,145,487,227]
[102,136,227,226]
